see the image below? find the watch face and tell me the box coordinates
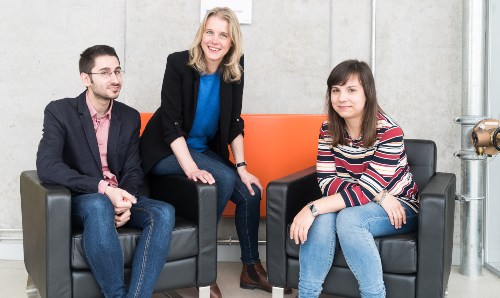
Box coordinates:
[309,204,318,216]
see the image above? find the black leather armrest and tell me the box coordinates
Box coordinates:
[266,166,322,286]
[20,170,72,298]
[416,172,456,298]
[148,175,217,287]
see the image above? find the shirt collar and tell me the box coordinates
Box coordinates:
[85,92,113,119]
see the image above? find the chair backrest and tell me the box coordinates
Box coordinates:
[404,139,437,190]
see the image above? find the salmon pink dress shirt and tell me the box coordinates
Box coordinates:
[86,95,119,194]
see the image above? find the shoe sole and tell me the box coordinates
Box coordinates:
[240,283,292,294]
[240,283,272,293]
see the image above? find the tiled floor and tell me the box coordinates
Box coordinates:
[2,260,499,297]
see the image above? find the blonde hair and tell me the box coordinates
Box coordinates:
[188,7,243,83]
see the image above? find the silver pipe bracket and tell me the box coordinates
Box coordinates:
[454,116,487,125]
[454,150,487,160]
[456,193,485,202]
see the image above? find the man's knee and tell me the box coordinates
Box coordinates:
[79,194,114,217]
[157,202,175,227]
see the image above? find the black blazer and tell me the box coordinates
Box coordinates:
[140,50,245,174]
[36,91,144,195]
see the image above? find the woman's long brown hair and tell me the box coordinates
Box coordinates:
[325,60,382,147]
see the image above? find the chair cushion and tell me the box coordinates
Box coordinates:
[286,224,417,274]
[71,217,198,269]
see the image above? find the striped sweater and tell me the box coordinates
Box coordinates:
[317,113,419,212]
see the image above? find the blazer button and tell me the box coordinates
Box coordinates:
[174,122,179,125]
[236,119,239,122]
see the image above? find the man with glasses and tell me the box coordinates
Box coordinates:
[36,45,175,297]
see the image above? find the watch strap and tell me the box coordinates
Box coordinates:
[235,161,247,168]
[307,201,319,217]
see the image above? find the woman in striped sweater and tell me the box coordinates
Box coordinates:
[290,60,419,298]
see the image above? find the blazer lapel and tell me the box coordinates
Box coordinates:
[219,80,232,131]
[77,94,102,171]
[192,72,200,120]
[107,104,121,170]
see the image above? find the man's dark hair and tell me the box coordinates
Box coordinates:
[79,45,120,74]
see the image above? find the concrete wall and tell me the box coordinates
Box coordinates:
[0,0,462,253]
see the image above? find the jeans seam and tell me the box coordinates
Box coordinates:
[342,215,386,297]
[234,185,254,263]
[327,222,335,271]
[131,207,154,298]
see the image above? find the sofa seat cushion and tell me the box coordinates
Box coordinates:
[286,224,417,274]
[72,217,197,269]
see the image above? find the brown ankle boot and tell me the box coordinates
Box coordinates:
[240,261,292,294]
[209,282,222,298]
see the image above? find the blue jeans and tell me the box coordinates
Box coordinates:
[151,149,261,264]
[298,202,418,298]
[72,193,175,298]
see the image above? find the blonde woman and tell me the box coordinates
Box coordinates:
[140,7,284,297]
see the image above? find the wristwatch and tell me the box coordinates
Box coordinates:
[235,161,247,168]
[307,201,319,217]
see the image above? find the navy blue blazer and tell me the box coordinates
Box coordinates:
[36,91,144,195]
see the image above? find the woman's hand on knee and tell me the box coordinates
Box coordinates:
[379,194,406,229]
[237,168,263,196]
[290,206,315,245]
[186,168,215,184]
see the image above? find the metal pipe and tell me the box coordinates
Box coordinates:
[371,0,377,74]
[457,0,488,277]
[329,0,335,69]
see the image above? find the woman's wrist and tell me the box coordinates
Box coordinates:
[306,201,319,217]
[236,165,248,176]
[182,163,199,176]
[377,190,387,205]
[235,161,247,168]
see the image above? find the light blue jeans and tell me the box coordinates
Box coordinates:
[298,202,418,298]
[72,194,175,298]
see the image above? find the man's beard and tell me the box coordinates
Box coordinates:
[91,85,120,101]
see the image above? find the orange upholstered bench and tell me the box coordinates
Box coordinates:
[140,113,326,216]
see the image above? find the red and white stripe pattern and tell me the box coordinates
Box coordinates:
[317,113,419,212]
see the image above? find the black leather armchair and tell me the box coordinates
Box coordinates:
[266,139,456,298]
[21,171,217,298]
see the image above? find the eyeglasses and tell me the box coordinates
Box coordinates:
[86,70,124,79]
